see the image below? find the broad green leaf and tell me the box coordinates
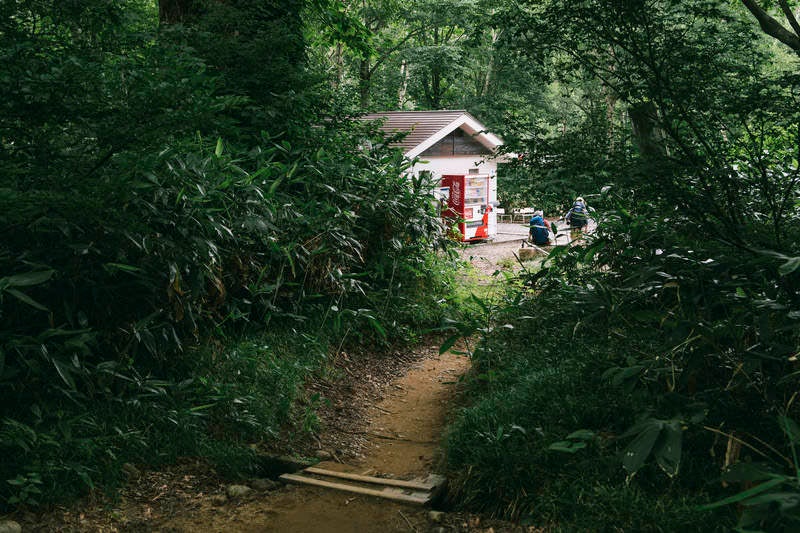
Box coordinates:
[698,477,784,510]
[779,257,800,276]
[366,316,387,339]
[549,441,587,453]
[611,365,644,386]
[268,177,283,196]
[439,333,461,355]
[6,289,49,311]
[104,263,142,273]
[653,421,682,477]
[741,491,800,510]
[582,241,605,263]
[601,366,621,380]
[5,270,55,287]
[52,359,77,390]
[189,403,216,411]
[215,137,224,157]
[566,429,596,441]
[779,415,800,444]
[622,420,662,473]
[470,293,489,313]
[286,161,299,179]
[77,470,94,489]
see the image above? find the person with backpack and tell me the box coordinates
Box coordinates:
[528,210,552,246]
[564,196,590,230]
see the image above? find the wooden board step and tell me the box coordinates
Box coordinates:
[279,468,447,506]
[303,467,445,491]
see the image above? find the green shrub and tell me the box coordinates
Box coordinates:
[443,201,798,529]
[0,103,457,512]
[0,0,460,512]
[444,289,734,530]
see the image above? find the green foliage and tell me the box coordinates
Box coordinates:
[442,277,732,529]
[6,472,43,507]
[444,190,798,524]
[448,261,714,526]
[0,0,458,511]
[699,443,800,531]
[442,0,800,530]
[0,119,456,508]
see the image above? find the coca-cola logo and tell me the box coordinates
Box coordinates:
[451,181,461,206]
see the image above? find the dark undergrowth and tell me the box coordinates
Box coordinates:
[443,208,799,531]
[442,2,800,529]
[0,0,467,511]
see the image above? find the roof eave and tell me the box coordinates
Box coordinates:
[405,113,503,159]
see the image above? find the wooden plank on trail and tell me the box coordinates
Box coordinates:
[302,467,443,491]
[279,473,431,505]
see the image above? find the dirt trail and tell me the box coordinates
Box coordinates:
[217,349,472,533]
[192,349,469,533]
[22,345,479,533]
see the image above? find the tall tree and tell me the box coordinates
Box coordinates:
[307,0,426,110]
[159,0,196,23]
[741,0,800,54]
[403,0,481,109]
[157,0,311,133]
[496,0,799,232]
[353,0,421,108]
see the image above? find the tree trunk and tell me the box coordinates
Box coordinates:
[603,84,618,150]
[430,27,441,108]
[740,0,800,54]
[430,67,441,109]
[629,101,667,157]
[481,30,499,97]
[359,58,371,109]
[331,43,344,89]
[159,0,196,24]
[397,60,409,108]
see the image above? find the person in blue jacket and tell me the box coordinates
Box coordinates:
[529,210,552,245]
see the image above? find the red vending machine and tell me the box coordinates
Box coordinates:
[440,174,496,242]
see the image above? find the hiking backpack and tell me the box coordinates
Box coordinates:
[570,201,587,221]
[529,215,549,244]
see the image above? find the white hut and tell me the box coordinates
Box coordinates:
[362,110,505,241]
